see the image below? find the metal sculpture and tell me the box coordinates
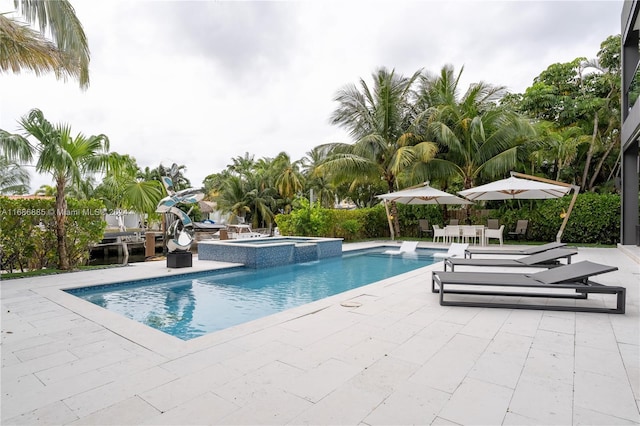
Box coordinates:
[155,164,204,253]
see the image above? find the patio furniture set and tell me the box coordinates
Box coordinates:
[430,242,626,314]
[421,219,529,246]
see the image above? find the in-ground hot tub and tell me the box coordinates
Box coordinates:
[197,236,343,268]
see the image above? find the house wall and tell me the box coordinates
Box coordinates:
[621,0,640,245]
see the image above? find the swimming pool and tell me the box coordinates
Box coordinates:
[67,247,441,340]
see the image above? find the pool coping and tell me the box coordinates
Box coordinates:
[31,242,444,358]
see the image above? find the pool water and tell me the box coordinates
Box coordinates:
[68,248,440,340]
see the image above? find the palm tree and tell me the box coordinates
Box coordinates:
[244,174,277,229]
[0,157,30,194]
[214,175,252,222]
[95,156,164,215]
[0,0,90,89]
[320,67,438,235]
[16,109,117,270]
[413,65,536,190]
[35,184,56,197]
[228,153,256,178]
[529,122,589,181]
[144,163,191,191]
[272,152,304,210]
[300,146,337,208]
[93,156,164,265]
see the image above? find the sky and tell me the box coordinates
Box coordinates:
[0,0,623,192]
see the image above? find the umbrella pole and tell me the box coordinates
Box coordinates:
[383,200,395,240]
[556,187,580,242]
[511,172,580,242]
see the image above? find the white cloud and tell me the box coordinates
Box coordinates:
[0,0,622,192]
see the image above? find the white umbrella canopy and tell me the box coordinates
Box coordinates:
[377,183,473,205]
[458,176,571,201]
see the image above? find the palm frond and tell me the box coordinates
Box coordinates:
[0,14,80,83]
[13,0,90,88]
[0,128,33,163]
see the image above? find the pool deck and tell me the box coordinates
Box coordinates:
[1,243,639,425]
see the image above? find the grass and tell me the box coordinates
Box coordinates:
[1,264,126,280]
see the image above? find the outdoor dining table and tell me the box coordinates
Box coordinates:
[444,225,487,246]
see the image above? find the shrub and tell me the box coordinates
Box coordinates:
[395,204,445,237]
[275,201,389,240]
[0,197,106,272]
[494,193,620,244]
[274,192,620,244]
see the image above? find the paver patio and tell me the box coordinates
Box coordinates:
[1,243,639,425]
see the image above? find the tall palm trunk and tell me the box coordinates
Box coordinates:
[589,120,618,190]
[390,201,400,237]
[581,112,598,188]
[55,179,69,270]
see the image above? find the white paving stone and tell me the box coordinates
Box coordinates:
[508,375,574,424]
[1,245,638,425]
[574,369,640,423]
[409,333,490,393]
[141,392,239,425]
[288,381,388,425]
[438,377,513,425]
[66,396,160,425]
[2,401,78,425]
[362,380,450,425]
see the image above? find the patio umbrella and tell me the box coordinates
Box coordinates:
[457,172,579,242]
[376,182,471,240]
[198,200,216,213]
[458,176,571,200]
[377,183,473,205]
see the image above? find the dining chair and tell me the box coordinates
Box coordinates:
[445,225,460,243]
[433,225,446,243]
[461,226,478,245]
[484,225,505,246]
[418,219,432,237]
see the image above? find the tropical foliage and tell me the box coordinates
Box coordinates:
[0,0,90,89]
[0,156,30,194]
[2,109,122,269]
[516,35,621,191]
[0,30,626,269]
[0,197,105,272]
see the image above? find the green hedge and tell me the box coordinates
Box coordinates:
[274,193,620,244]
[494,193,620,244]
[0,197,106,272]
[275,202,389,240]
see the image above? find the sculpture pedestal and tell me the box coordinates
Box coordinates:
[167,251,192,268]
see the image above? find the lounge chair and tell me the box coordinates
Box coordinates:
[431,260,625,314]
[465,241,567,259]
[384,241,419,255]
[444,248,577,271]
[433,243,468,259]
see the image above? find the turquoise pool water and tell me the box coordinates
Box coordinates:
[67,247,440,340]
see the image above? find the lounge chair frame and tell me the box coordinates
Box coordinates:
[431,261,625,314]
[445,248,577,271]
[465,241,567,259]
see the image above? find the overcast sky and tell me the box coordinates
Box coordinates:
[0,0,622,192]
